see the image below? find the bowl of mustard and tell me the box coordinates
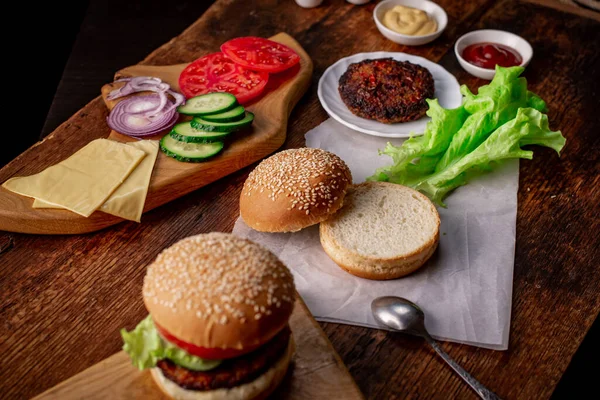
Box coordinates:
[373,0,447,46]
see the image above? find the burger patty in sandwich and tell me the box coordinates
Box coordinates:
[157,326,291,391]
[338,58,435,124]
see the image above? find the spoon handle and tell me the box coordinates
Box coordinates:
[423,334,501,400]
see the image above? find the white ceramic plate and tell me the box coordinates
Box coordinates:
[317,52,462,138]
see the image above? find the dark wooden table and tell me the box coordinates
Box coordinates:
[1,0,599,399]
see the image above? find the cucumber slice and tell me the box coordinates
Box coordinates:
[191,112,254,132]
[160,135,224,162]
[177,93,238,116]
[170,122,231,143]
[201,105,246,123]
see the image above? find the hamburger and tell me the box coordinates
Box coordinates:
[121,233,296,399]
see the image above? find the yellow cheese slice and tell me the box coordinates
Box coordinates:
[32,140,159,222]
[2,139,145,217]
[100,140,158,222]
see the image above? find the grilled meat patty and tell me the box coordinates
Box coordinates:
[338,58,435,124]
[157,326,291,391]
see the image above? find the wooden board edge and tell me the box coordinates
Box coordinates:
[293,299,365,399]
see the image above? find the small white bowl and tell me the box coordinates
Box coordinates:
[454,30,533,80]
[294,0,323,8]
[373,0,447,46]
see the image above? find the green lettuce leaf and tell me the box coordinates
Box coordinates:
[369,65,565,206]
[416,108,564,205]
[527,91,547,113]
[435,66,529,172]
[369,66,532,183]
[369,99,468,182]
[121,315,222,371]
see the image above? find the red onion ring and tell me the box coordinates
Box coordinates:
[106,76,184,118]
[107,78,136,100]
[107,94,179,138]
[151,91,169,117]
[159,90,186,116]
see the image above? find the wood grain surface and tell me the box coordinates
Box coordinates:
[523,0,600,21]
[0,33,312,234]
[33,298,364,400]
[0,0,598,399]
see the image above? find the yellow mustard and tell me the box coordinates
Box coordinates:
[382,5,438,36]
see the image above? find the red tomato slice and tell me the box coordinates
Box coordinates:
[155,321,259,360]
[178,52,268,104]
[221,37,300,73]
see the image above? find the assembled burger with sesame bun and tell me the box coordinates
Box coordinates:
[121,233,296,399]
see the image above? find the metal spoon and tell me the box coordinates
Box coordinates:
[371,296,501,400]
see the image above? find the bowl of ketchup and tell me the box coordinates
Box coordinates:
[454,29,533,80]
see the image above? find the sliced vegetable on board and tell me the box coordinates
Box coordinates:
[169,122,232,143]
[160,135,225,162]
[201,105,246,123]
[177,92,238,116]
[221,36,301,73]
[106,77,184,138]
[160,92,255,162]
[107,95,180,138]
[191,112,255,132]
[178,52,269,104]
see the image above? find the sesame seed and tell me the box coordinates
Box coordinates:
[143,233,295,324]
[242,148,351,216]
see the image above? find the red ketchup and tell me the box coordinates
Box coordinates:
[462,43,522,69]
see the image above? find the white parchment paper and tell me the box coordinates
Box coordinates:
[233,118,518,350]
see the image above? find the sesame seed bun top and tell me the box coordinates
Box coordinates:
[143,233,295,350]
[240,148,352,232]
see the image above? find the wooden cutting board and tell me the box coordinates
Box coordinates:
[33,297,363,400]
[0,32,312,235]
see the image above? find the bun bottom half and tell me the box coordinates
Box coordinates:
[319,182,440,280]
[151,336,295,400]
[321,235,439,280]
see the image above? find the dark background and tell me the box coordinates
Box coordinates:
[3,0,596,397]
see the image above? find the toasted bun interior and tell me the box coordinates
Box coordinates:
[240,148,352,232]
[320,182,440,279]
[151,336,295,400]
[143,233,296,350]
